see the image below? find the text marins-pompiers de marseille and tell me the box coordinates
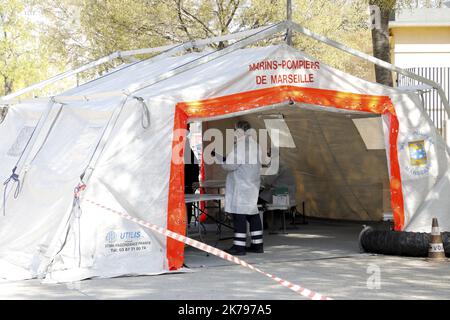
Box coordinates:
[249,59,321,85]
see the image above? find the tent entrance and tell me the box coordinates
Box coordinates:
[166,85,405,270]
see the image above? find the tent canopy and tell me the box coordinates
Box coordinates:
[1,33,449,283]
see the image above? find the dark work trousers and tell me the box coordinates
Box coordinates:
[232,213,263,249]
[185,149,199,225]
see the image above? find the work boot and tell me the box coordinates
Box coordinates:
[246,243,264,253]
[224,245,246,256]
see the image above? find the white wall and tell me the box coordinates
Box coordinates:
[391,27,450,68]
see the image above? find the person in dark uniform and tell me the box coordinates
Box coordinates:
[185,129,200,225]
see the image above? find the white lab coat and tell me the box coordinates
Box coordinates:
[221,132,261,215]
[260,161,297,207]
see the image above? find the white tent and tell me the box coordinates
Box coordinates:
[1,22,450,282]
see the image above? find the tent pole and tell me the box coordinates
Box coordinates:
[2,23,286,105]
[0,26,271,104]
[121,25,270,57]
[288,21,450,121]
[123,22,288,95]
[1,100,56,208]
[1,52,121,103]
[6,19,445,120]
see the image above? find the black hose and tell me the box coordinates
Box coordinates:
[359,226,450,257]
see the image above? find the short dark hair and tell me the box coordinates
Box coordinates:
[235,120,251,131]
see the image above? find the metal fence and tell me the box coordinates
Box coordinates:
[397,67,450,137]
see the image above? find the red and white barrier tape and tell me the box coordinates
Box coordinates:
[85,198,332,300]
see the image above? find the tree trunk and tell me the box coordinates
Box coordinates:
[3,76,13,96]
[1,76,12,122]
[0,107,7,123]
[370,5,394,87]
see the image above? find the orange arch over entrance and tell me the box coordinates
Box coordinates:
[166,85,404,270]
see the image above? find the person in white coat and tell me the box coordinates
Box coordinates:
[220,120,263,256]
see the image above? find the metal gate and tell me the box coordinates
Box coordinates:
[397,67,450,137]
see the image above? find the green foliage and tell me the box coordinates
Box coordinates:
[0,0,56,96]
[37,0,379,82]
[6,0,432,99]
[289,0,375,80]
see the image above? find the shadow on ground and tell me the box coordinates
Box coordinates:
[1,220,450,300]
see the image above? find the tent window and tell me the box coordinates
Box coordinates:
[7,126,34,157]
[352,117,385,150]
[263,118,296,148]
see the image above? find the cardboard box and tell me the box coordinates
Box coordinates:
[272,194,289,206]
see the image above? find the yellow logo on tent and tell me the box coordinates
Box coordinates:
[408,140,427,166]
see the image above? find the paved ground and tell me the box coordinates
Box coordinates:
[1,219,450,300]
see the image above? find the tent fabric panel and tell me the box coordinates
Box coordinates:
[43,98,176,280]
[203,108,390,221]
[44,178,167,282]
[246,108,389,221]
[389,92,450,232]
[285,110,389,220]
[62,53,204,98]
[0,105,115,280]
[135,45,403,107]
